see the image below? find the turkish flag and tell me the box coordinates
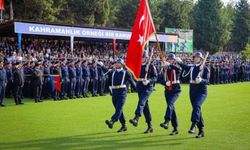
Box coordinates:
[126,0,156,79]
[0,0,4,10]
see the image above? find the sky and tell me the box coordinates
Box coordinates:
[221,0,250,5]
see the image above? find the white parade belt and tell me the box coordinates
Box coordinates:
[110,85,127,89]
[170,80,180,84]
[190,80,199,84]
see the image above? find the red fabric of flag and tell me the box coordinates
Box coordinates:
[0,0,4,10]
[126,0,156,79]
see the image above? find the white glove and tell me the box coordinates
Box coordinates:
[165,61,170,67]
[143,80,150,86]
[175,57,182,63]
[195,77,202,83]
[166,81,170,86]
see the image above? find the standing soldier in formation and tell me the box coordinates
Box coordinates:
[68,60,77,99]
[105,58,136,132]
[33,62,43,103]
[82,60,90,98]
[5,62,13,98]
[51,61,61,100]
[0,60,7,107]
[97,61,106,96]
[75,60,83,98]
[13,62,24,105]
[129,51,158,134]
[159,54,182,136]
[90,61,98,97]
[60,59,69,99]
[42,60,51,99]
[176,52,210,138]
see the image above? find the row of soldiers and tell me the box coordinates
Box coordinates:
[0,57,249,107]
[1,58,111,106]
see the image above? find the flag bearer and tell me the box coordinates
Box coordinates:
[159,54,182,136]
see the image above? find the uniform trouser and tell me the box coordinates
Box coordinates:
[60,77,69,98]
[83,77,90,96]
[34,84,42,102]
[13,85,22,104]
[5,81,12,97]
[91,79,98,95]
[76,78,83,97]
[135,90,153,123]
[99,78,106,95]
[164,91,180,128]
[69,78,76,97]
[0,83,6,105]
[111,93,126,125]
[42,78,51,98]
[190,91,207,130]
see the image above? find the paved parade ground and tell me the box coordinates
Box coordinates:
[0,83,249,150]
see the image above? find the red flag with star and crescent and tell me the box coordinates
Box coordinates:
[126,0,156,79]
[0,0,4,10]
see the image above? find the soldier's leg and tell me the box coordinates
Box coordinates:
[143,100,152,124]
[111,95,126,122]
[135,91,151,117]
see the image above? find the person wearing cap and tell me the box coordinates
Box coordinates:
[97,61,106,96]
[33,62,43,103]
[13,62,24,105]
[82,60,90,98]
[129,50,158,134]
[75,60,83,98]
[158,53,182,136]
[5,62,13,98]
[50,61,62,100]
[42,60,51,99]
[0,61,7,107]
[90,61,99,97]
[105,58,136,132]
[60,58,69,100]
[68,60,77,99]
[176,52,210,138]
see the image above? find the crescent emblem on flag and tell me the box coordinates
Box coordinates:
[139,15,145,29]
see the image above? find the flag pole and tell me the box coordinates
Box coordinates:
[0,10,3,23]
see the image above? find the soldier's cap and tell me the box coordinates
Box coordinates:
[193,52,204,59]
[167,53,175,60]
[115,58,124,64]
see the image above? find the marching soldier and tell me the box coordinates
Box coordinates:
[129,51,158,134]
[33,62,43,103]
[0,61,7,107]
[75,60,83,98]
[82,60,90,98]
[13,62,24,105]
[159,54,182,136]
[176,52,210,138]
[97,61,106,96]
[68,60,77,99]
[105,58,136,132]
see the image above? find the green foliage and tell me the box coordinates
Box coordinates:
[241,44,250,59]
[231,0,250,52]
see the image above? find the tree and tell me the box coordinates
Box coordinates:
[192,0,225,53]
[231,0,250,52]
[159,0,193,31]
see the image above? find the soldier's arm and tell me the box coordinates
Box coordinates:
[126,71,136,90]
[149,65,158,84]
[178,62,191,71]
[201,67,210,85]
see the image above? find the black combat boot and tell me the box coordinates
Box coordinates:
[188,122,196,134]
[129,116,139,127]
[144,123,153,134]
[105,120,114,129]
[160,120,169,129]
[169,128,179,136]
[196,129,205,138]
[117,124,127,133]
